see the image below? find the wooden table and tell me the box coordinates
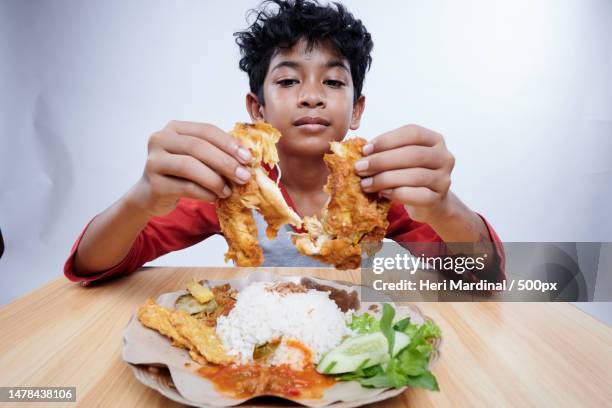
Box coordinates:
[0,267,610,407]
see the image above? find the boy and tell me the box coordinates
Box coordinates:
[65,0,504,284]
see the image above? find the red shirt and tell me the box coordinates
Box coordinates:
[64,174,505,285]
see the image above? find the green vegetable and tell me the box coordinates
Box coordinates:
[380,303,396,356]
[336,364,383,381]
[348,313,379,334]
[358,364,439,391]
[393,317,412,332]
[403,371,439,391]
[331,304,442,392]
[316,332,389,374]
[316,331,411,375]
[322,361,337,374]
[253,341,280,361]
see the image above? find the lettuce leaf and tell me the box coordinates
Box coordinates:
[380,303,396,356]
[336,304,442,392]
[347,312,379,334]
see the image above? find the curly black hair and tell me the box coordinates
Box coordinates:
[234,0,373,106]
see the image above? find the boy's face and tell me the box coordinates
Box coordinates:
[246,39,365,157]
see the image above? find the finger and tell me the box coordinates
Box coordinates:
[164,121,252,165]
[355,145,444,176]
[155,153,230,198]
[365,124,442,155]
[381,186,439,206]
[361,168,449,193]
[159,134,251,185]
[152,175,219,202]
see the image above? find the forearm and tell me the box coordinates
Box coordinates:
[418,192,497,267]
[424,192,489,243]
[73,188,152,275]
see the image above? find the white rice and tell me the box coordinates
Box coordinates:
[215,281,353,365]
[268,340,308,370]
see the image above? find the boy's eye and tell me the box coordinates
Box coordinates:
[324,79,345,88]
[277,79,299,87]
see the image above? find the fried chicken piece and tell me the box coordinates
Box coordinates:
[169,310,233,365]
[217,122,302,266]
[188,350,209,366]
[137,299,231,365]
[217,181,262,267]
[138,299,208,365]
[292,138,391,269]
[137,299,191,349]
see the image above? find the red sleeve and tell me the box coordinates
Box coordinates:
[385,202,506,283]
[64,198,221,285]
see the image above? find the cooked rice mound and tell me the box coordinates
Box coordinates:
[215,282,353,367]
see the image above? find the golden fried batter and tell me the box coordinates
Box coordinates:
[137,299,190,349]
[217,122,302,266]
[169,310,233,365]
[137,299,232,365]
[217,180,263,267]
[292,138,391,269]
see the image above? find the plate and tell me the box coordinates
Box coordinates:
[122,271,442,407]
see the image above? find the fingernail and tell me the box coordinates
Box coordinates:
[235,166,251,182]
[362,143,374,155]
[222,185,232,197]
[354,159,369,172]
[361,177,373,188]
[238,148,251,163]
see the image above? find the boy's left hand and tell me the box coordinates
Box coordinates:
[354,124,455,224]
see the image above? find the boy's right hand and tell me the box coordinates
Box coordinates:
[126,121,253,217]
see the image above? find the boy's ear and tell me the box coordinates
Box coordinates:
[246,92,265,122]
[349,95,366,130]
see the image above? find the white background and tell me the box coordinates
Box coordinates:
[1,0,611,319]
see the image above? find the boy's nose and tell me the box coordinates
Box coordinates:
[298,87,325,108]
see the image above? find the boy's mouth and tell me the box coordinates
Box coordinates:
[293,116,330,133]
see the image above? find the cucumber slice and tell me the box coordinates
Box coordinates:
[392,331,411,356]
[317,331,411,375]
